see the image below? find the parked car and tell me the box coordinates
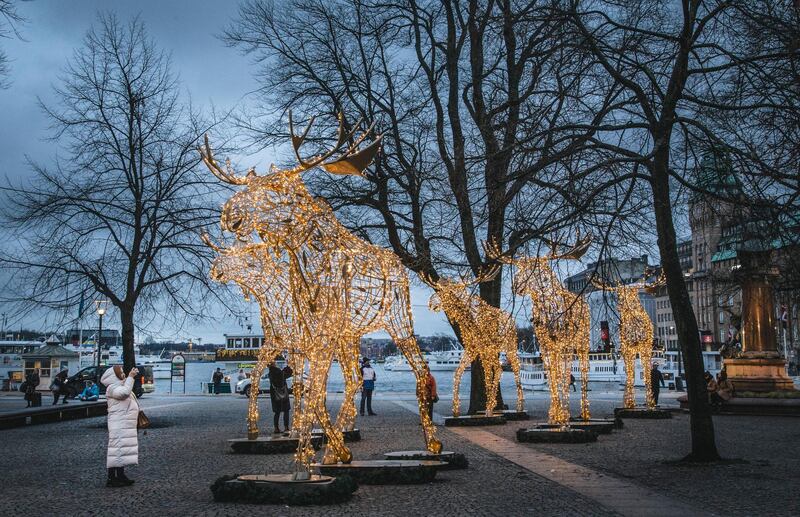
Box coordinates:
[64,365,152,399]
[235,371,270,398]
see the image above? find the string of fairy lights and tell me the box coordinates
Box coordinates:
[421,271,525,417]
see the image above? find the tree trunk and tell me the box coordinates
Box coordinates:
[651,152,720,462]
[120,306,136,373]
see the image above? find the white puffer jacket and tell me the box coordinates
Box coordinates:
[101,368,139,468]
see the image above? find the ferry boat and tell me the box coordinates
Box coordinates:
[520,349,723,391]
[384,344,469,371]
[0,339,42,390]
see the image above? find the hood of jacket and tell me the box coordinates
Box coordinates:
[100,366,121,387]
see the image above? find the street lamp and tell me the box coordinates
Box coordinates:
[94,300,108,376]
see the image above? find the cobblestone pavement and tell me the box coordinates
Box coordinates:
[450,387,800,517]
[0,392,615,517]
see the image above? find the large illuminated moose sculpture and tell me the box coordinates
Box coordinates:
[420,270,524,418]
[201,112,441,479]
[491,236,592,427]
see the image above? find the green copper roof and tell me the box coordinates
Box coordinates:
[693,150,743,197]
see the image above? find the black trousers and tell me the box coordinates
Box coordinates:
[360,389,374,414]
[52,391,68,404]
[213,382,221,394]
[273,410,290,430]
[652,388,660,405]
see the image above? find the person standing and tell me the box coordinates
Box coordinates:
[569,373,577,392]
[268,356,293,434]
[50,370,69,405]
[237,369,246,382]
[424,370,438,421]
[101,365,140,487]
[212,367,224,395]
[360,358,377,416]
[650,363,665,405]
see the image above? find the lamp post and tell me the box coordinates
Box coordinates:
[94,301,108,377]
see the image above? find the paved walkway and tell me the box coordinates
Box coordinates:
[395,400,709,517]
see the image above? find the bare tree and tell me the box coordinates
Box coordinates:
[0,0,23,88]
[0,15,223,371]
[223,0,635,413]
[562,0,799,461]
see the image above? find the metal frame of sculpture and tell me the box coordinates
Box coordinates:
[420,270,524,417]
[201,112,441,480]
[493,236,592,426]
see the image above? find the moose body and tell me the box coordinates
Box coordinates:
[425,277,524,417]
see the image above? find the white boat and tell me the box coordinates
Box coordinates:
[384,344,470,372]
[0,339,41,390]
[521,349,722,391]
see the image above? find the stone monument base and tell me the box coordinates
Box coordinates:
[614,406,672,419]
[210,473,357,505]
[497,410,530,421]
[725,356,795,392]
[312,428,361,443]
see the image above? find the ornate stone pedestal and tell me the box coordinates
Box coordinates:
[725,354,795,392]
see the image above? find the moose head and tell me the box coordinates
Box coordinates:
[200,112,381,249]
[419,265,500,316]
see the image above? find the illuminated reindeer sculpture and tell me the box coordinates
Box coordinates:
[420,270,524,417]
[592,271,662,409]
[201,112,441,479]
[492,236,592,426]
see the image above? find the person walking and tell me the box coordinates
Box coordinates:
[268,357,293,434]
[569,373,577,392]
[424,370,438,421]
[101,365,140,487]
[212,368,224,395]
[50,370,69,405]
[650,363,665,405]
[360,358,377,416]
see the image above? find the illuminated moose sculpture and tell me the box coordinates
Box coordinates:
[201,112,441,479]
[421,270,524,417]
[592,272,662,409]
[492,236,592,426]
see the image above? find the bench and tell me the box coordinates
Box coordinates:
[0,401,108,430]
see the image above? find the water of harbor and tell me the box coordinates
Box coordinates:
[154,362,518,395]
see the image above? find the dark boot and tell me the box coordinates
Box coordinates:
[106,468,126,487]
[117,467,135,485]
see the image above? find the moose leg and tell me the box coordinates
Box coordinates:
[577,343,591,421]
[334,340,361,433]
[483,354,500,417]
[309,354,350,465]
[247,346,279,440]
[505,345,525,412]
[640,345,655,408]
[451,350,471,417]
[288,347,304,436]
[622,347,637,409]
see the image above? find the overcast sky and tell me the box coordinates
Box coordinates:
[0,0,502,343]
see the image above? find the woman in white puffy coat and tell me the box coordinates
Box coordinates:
[101,365,140,487]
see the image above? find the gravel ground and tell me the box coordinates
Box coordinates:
[465,388,800,517]
[1,393,616,516]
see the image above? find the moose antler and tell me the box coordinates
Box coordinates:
[543,233,592,260]
[289,111,381,176]
[200,134,252,185]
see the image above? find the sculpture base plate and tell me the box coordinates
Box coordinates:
[228,435,322,454]
[312,428,362,442]
[444,414,506,427]
[678,395,800,416]
[313,460,442,484]
[571,417,623,429]
[210,473,357,505]
[384,450,468,470]
[724,357,795,392]
[497,410,530,421]
[542,420,614,435]
[614,407,672,419]
[516,427,597,443]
